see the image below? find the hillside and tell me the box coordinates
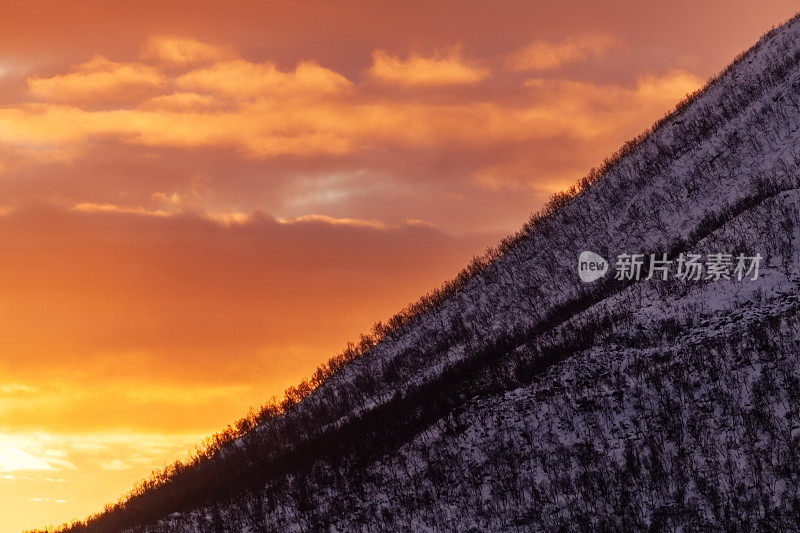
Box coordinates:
[55,13,800,532]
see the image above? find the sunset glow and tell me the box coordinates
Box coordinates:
[2,1,798,530]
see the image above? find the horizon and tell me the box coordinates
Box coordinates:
[2,2,799,530]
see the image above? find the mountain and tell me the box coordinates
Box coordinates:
[56,13,800,532]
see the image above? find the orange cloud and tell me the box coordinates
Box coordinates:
[281,214,388,229]
[27,55,162,104]
[141,92,218,111]
[0,103,354,155]
[70,202,170,217]
[506,34,621,71]
[0,37,703,243]
[0,37,699,172]
[141,36,233,67]
[175,59,353,99]
[0,445,75,472]
[634,69,703,102]
[475,70,702,190]
[368,48,489,85]
[0,71,698,157]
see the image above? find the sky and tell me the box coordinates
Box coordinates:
[1,1,798,530]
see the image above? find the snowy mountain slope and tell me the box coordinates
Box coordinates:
[156,298,800,531]
[130,158,800,533]
[58,13,800,533]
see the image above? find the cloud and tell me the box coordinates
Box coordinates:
[474,70,702,190]
[175,59,352,99]
[0,34,704,241]
[141,36,233,67]
[70,202,170,217]
[98,459,131,471]
[27,55,163,104]
[0,35,699,195]
[0,449,60,472]
[280,214,388,229]
[141,92,218,111]
[634,69,703,102]
[0,383,38,395]
[367,48,489,85]
[0,440,76,472]
[0,76,689,157]
[69,201,392,228]
[506,34,621,71]
[0,38,702,238]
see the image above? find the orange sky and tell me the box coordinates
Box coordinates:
[1,1,798,530]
